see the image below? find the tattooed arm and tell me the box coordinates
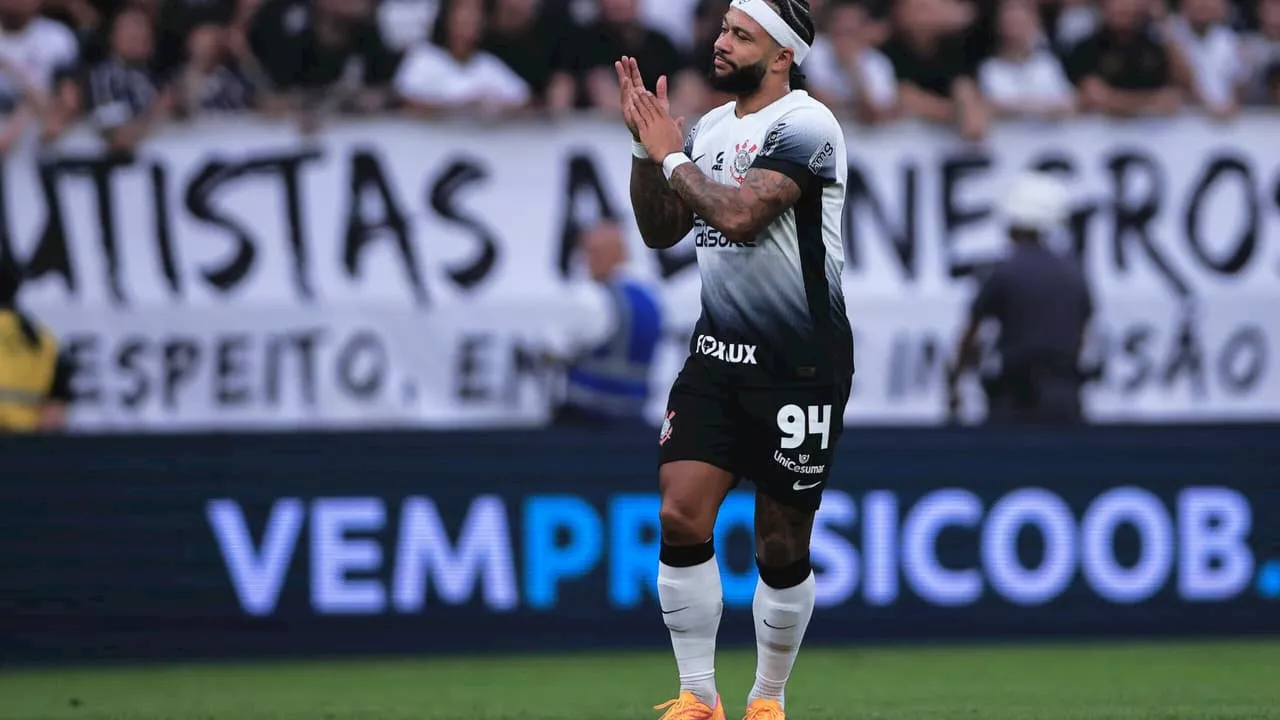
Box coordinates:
[667,166,802,244]
[615,59,694,249]
[631,85,836,246]
[631,158,694,249]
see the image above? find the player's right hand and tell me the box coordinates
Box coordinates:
[615,57,673,142]
[615,56,642,140]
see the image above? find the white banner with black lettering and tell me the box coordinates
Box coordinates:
[6,114,1278,430]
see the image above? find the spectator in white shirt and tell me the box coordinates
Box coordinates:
[0,0,79,141]
[379,0,440,51]
[1240,0,1280,105]
[805,0,898,124]
[1168,0,1244,119]
[394,0,532,118]
[979,0,1076,118]
[640,0,700,50]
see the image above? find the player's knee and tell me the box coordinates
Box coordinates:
[757,535,812,575]
[658,462,728,544]
[659,498,712,545]
[756,533,798,569]
[754,494,816,569]
[756,521,814,569]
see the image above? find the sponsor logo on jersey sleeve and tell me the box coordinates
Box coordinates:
[808,141,835,175]
[761,121,787,156]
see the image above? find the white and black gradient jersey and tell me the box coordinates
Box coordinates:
[682,90,853,386]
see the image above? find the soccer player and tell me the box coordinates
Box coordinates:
[615,1,853,718]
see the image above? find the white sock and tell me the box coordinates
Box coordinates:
[658,556,723,707]
[748,571,816,709]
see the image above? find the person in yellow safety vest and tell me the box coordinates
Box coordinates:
[0,254,73,433]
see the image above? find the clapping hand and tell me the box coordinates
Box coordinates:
[614,56,684,153]
[631,90,685,163]
[614,55,654,141]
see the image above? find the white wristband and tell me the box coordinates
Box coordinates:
[631,139,649,159]
[662,152,692,181]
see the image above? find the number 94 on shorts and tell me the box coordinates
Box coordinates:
[658,368,852,511]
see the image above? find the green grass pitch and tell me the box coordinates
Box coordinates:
[2,640,1278,720]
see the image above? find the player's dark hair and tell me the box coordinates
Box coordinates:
[788,64,808,90]
[765,0,817,45]
[764,0,816,89]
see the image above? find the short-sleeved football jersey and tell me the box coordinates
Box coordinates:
[683,90,853,386]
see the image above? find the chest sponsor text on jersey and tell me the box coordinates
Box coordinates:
[693,217,756,248]
[696,334,758,365]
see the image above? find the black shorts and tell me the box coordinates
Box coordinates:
[657,358,851,512]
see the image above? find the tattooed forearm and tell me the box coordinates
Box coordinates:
[630,159,693,249]
[669,165,802,244]
[668,165,742,237]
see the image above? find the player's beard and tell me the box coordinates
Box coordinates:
[708,54,767,94]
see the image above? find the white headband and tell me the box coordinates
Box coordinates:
[730,0,811,66]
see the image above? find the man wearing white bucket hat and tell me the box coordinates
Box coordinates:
[947,170,1095,426]
[614,1,853,718]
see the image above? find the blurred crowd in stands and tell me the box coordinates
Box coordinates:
[0,0,1278,151]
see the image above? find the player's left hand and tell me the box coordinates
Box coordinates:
[632,87,685,163]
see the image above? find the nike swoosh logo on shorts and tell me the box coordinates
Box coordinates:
[793,479,822,491]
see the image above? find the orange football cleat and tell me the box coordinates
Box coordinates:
[653,691,726,720]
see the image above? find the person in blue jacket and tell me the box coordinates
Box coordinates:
[553,218,665,426]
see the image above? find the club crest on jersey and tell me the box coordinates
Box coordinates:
[731,139,758,184]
